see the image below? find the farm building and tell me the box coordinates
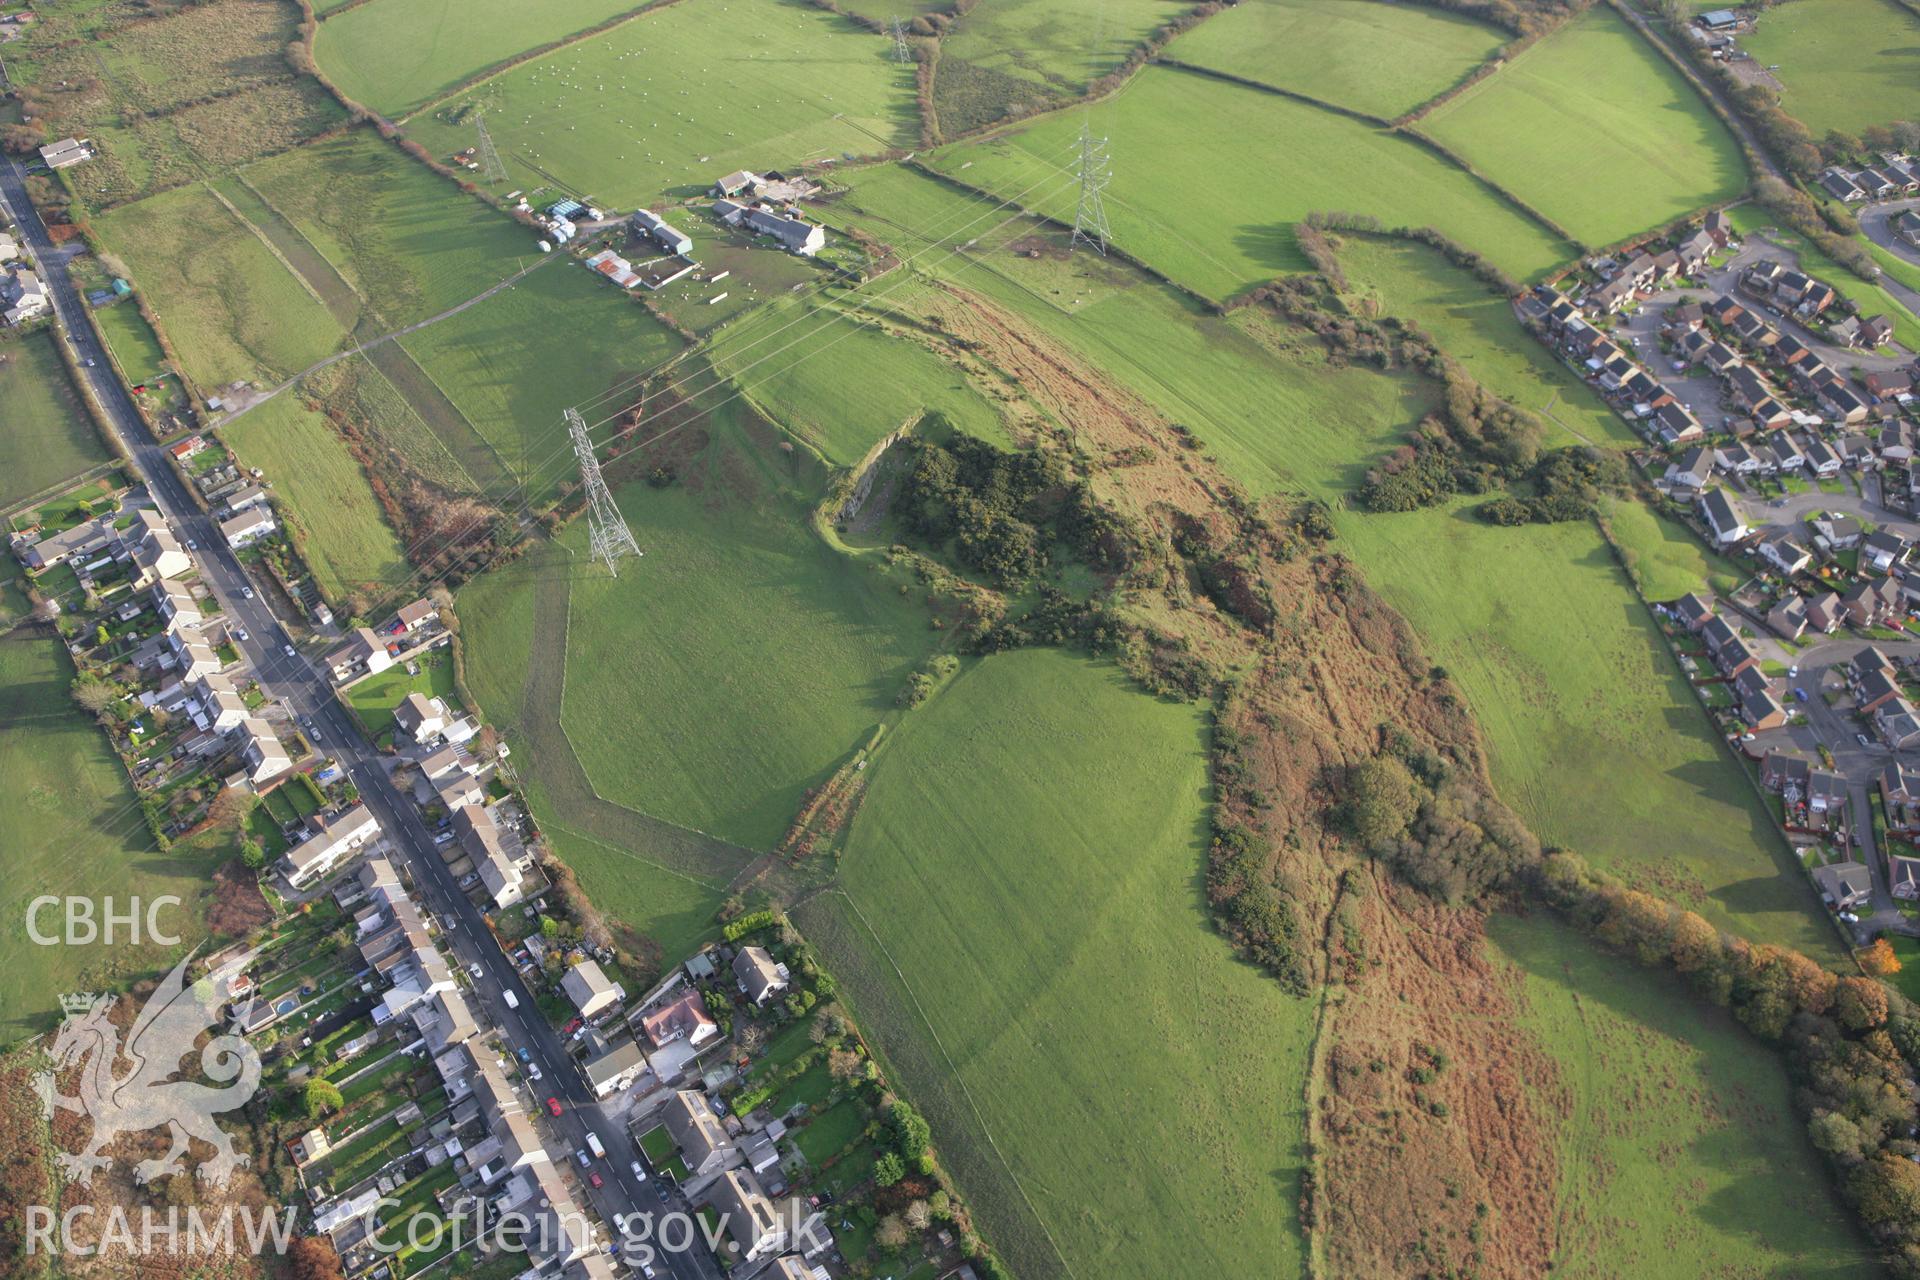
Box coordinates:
[584,249,644,290]
[631,208,694,257]
[712,199,824,256]
[713,170,762,198]
[38,137,93,169]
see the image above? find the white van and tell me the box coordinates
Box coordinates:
[503,989,519,1010]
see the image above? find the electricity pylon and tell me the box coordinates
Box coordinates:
[568,409,642,575]
[1070,122,1112,255]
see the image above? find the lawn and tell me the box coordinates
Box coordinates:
[0,630,237,1046]
[314,0,661,117]
[1163,0,1506,120]
[934,0,1189,134]
[397,0,918,208]
[93,182,345,387]
[343,652,461,738]
[0,331,111,509]
[1419,5,1746,247]
[1490,913,1874,1277]
[556,464,942,850]
[801,648,1316,1280]
[240,130,545,331]
[707,290,1012,465]
[1742,0,1920,137]
[926,65,1576,299]
[398,256,684,501]
[794,1097,866,1165]
[92,301,170,386]
[221,394,412,609]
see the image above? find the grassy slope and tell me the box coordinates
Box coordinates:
[313,0,658,117]
[1490,913,1873,1277]
[1742,0,1920,137]
[1420,5,1746,247]
[1165,0,1505,119]
[93,183,344,387]
[558,473,941,851]
[815,648,1312,1280]
[240,130,542,330]
[398,261,684,500]
[926,66,1575,298]
[939,0,1189,95]
[0,331,110,508]
[222,395,411,604]
[0,629,232,1046]
[397,0,917,208]
[707,289,1012,465]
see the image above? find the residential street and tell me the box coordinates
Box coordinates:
[0,154,724,1280]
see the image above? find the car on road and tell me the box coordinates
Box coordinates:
[85,358,95,367]
[588,1170,604,1189]
[516,1046,533,1062]
[656,1183,669,1203]
[1860,733,1874,747]
[629,1160,647,1181]
[469,962,485,979]
[283,644,296,658]
[1794,688,1808,703]
[233,629,248,642]
[576,1150,592,1169]
[547,1097,563,1117]
[241,586,254,599]
[526,1061,542,1081]
[185,538,197,550]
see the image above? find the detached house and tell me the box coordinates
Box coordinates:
[1881,763,1920,832]
[1863,529,1911,574]
[1756,527,1813,576]
[733,946,789,1006]
[1699,489,1749,545]
[1877,697,1920,749]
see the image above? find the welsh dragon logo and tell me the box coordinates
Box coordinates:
[34,948,261,1188]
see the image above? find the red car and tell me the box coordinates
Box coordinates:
[588,1171,604,1189]
[563,1018,583,1035]
[546,1097,563,1117]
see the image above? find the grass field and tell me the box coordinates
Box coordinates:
[313,0,661,117]
[1164,0,1506,120]
[0,332,110,510]
[1490,913,1874,1276]
[934,0,1188,133]
[558,469,941,850]
[1743,0,1920,137]
[1419,5,1746,247]
[541,826,722,964]
[398,259,684,500]
[0,628,237,1047]
[398,0,917,209]
[805,648,1314,1280]
[93,182,344,387]
[240,131,545,330]
[221,395,411,607]
[92,301,170,386]
[926,66,1576,299]
[707,290,1011,465]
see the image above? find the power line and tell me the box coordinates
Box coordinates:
[891,15,912,64]
[474,109,509,185]
[568,408,643,575]
[1070,121,1112,256]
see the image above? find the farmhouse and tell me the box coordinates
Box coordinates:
[282,804,381,889]
[3,264,49,327]
[561,958,625,1018]
[713,199,825,256]
[712,170,762,198]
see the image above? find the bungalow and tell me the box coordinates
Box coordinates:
[713,199,825,256]
[37,137,91,170]
[1864,529,1911,574]
[581,1039,647,1099]
[219,506,276,549]
[1877,697,1920,749]
[1673,591,1716,632]
[323,627,394,683]
[1766,593,1808,640]
[1757,527,1813,576]
[1807,591,1846,633]
[733,946,789,1006]
[1665,447,1715,490]
[395,598,439,632]
[224,483,268,514]
[281,805,380,890]
[560,959,625,1019]
[394,692,450,744]
[1813,861,1874,912]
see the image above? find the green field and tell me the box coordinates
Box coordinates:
[93,182,344,387]
[1743,0,1920,137]
[927,66,1576,299]
[542,826,723,964]
[934,0,1188,133]
[708,290,1011,465]
[1419,5,1746,247]
[222,395,411,608]
[1490,913,1874,1276]
[314,0,660,117]
[92,301,170,386]
[0,332,110,509]
[241,131,544,331]
[1164,0,1506,120]
[398,0,917,208]
[558,469,941,850]
[398,259,684,499]
[803,648,1314,1280]
[0,629,236,1046]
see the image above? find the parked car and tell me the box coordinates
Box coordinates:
[434,831,455,846]
[233,629,248,642]
[185,538,197,550]
[526,1062,542,1081]
[629,1161,647,1181]
[1859,733,1874,747]
[283,644,296,658]
[469,962,484,979]
[516,1046,532,1063]
[588,1171,604,1189]
[1794,688,1809,702]
[576,1150,592,1169]
[563,1018,583,1035]
[547,1097,563,1117]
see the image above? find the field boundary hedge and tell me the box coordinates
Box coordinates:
[1152,57,1392,127]
[1392,126,1584,248]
